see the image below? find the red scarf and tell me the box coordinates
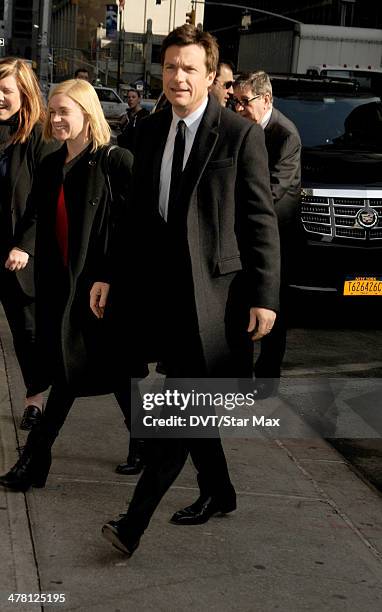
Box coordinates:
[55,185,68,266]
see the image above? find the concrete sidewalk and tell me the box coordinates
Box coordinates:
[1,308,382,612]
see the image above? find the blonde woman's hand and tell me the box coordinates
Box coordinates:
[5,248,29,271]
[90,282,110,319]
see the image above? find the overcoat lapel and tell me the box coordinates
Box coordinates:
[152,108,172,205]
[8,140,26,231]
[69,149,106,282]
[180,95,220,204]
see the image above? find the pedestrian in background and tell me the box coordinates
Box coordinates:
[0,79,139,493]
[0,57,58,431]
[209,61,235,108]
[234,71,301,396]
[117,89,149,153]
[74,68,90,81]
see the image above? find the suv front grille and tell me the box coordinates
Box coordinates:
[300,195,382,243]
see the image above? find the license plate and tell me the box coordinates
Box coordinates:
[343,277,382,296]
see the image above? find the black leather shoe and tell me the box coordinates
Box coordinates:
[115,439,145,475]
[102,515,140,557]
[170,495,237,525]
[20,405,42,431]
[254,378,280,400]
[115,458,144,475]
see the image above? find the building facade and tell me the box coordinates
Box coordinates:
[51,0,204,93]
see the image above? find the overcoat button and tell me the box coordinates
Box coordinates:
[90,198,99,206]
[88,160,96,166]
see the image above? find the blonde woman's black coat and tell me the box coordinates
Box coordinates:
[18,144,133,396]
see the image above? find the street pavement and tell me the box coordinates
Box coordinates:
[1,305,382,612]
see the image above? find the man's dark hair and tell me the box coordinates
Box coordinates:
[216,61,235,78]
[74,68,89,78]
[127,88,142,98]
[160,24,219,74]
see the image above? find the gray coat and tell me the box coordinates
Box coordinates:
[131,95,281,374]
[264,107,301,229]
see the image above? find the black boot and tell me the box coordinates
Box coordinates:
[0,429,51,492]
[115,438,145,475]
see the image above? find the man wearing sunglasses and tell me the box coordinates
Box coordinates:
[209,61,235,107]
[234,71,301,397]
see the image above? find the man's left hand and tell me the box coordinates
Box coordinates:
[247,307,276,341]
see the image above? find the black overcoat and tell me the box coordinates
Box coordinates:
[19,144,133,395]
[4,125,59,297]
[131,95,281,374]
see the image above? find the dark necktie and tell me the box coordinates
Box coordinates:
[167,119,186,221]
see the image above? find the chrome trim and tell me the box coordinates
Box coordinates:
[300,193,382,241]
[289,284,338,292]
[302,188,382,198]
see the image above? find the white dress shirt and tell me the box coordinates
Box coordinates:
[159,97,208,221]
[260,106,272,130]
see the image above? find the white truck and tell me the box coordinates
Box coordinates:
[238,24,382,75]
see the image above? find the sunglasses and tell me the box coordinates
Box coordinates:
[215,80,234,90]
[233,94,261,107]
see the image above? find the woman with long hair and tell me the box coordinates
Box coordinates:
[0,78,140,491]
[0,57,58,430]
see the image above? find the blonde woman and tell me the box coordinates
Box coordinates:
[0,57,58,430]
[0,79,136,491]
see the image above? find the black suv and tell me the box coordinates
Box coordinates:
[271,74,382,297]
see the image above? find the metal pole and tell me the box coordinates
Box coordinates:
[117,6,124,93]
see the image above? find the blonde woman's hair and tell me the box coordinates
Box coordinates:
[44,79,111,150]
[0,57,46,143]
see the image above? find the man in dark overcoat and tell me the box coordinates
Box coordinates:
[102,25,281,557]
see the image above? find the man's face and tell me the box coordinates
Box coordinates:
[127,91,140,109]
[210,65,234,107]
[76,71,89,81]
[163,44,215,117]
[233,85,271,123]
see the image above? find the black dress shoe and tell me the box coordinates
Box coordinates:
[254,378,280,400]
[170,495,237,525]
[115,458,144,475]
[102,515,140,557]
[20,405,42,431]
[115,439,145,475]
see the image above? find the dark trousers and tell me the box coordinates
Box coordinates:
[125,307,239,537]
[254,298,287,378]
[34,381,134,452]
[254,283,287,379]
[0,270,40,398]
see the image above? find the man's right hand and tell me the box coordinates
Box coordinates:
[5,248,29,271]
